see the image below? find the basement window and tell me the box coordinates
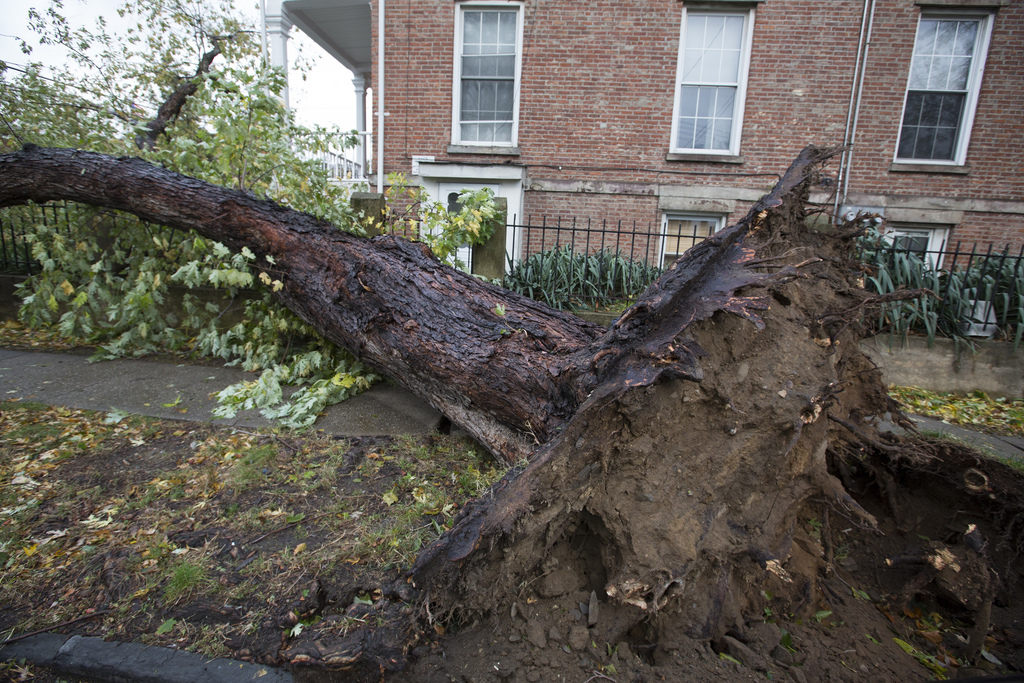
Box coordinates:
[660,214,724,269]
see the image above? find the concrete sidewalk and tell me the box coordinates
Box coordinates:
[0,348,443,436]
[880,412,1024,463]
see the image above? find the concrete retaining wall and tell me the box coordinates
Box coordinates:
[860,335,1024,399]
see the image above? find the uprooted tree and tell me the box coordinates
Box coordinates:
[2,143,1002,671]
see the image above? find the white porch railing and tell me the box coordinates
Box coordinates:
[306,131,370,184]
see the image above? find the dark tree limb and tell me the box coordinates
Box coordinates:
[134,35,234,150]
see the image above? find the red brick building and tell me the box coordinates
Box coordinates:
[269,0,1023,267]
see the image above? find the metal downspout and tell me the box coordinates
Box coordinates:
[839,0,877,219]
[377,0,385,193]
[834,0,870,222]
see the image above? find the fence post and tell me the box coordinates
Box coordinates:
[351,192,387,237]
[471,197,507,280]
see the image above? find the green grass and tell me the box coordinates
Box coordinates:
[164,558,210,604]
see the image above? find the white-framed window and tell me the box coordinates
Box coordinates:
[894,11,994,165]
[452,3,523,146]
[670,9,755,155]
[885,223,951,268]
[660,214,725,268]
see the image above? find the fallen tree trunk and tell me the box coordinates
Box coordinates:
[0,144,609,463]
[1,143,910,672]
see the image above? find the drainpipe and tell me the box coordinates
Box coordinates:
[259,0,269,68]
[377,0,385,193]
[835,0,876,222]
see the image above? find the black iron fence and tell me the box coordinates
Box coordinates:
[3,203,1022,343]
[857,237,1024,343]
[502,216,670,311]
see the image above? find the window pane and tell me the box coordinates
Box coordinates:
[928,55,951,90]
[682,48,703,82]
[724,16,744,50]
[909,55,930,89]
[464,12,481,52]
[696,87,715,118]
[676,117,696,149]
[893,232,930,255]
[715,87,735,117]
[686,15,706,48]
[936,20,958,53]
[499,12,517,46]
[705,16,726,50]
[916,20,938,54]
[721,49,740,83]
[712,119,731,150]
[701,49,721,82]
[481,12,499,48]
[462,81,479,115]
[954,21,977,56]
[948,56,971,91]
[663,218,717,268]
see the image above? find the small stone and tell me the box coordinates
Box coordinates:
[788,668,808,683]
[722,635,769,672]
[568,625,590,651]
[548,627,563,643]
[616,641,634,663]
[526,620,547,649]
[509,633,521,643]
[527,671,541,682]
[588,591,600,626]
[771,645,794,666]
[858,664,869,674]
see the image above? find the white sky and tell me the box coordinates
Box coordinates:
[0,0,357,131]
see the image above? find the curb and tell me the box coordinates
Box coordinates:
[1,633,293,682]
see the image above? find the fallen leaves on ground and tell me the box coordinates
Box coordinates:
[0,400,504,665]
[889,386,1024,438]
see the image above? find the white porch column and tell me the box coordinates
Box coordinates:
[265,1,293,110]
[352,76,367,176]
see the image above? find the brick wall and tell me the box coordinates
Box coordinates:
[370,0,1024,250]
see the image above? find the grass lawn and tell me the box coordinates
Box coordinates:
[0,400,504,662]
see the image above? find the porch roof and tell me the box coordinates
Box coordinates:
[282,0,372,79]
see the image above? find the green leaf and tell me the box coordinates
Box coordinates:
[286,512,305,524]
[813,610,832,622]
[155,618,177,635]
[718,652,742,665]
[382,491,398,506]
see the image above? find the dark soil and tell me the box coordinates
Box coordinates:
[387,436,1024,683]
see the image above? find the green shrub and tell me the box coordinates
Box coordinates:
[503,245,661,311]
[859,230,1024,350]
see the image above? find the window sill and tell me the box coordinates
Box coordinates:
[889,162,969,175]
[915,0,1007,5]
[666,152,744,164]
[448,145,521,156]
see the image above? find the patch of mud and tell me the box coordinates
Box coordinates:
[388,436,1024,683]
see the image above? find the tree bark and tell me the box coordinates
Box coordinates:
[0,144,611,463]
[1,143,902,671]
